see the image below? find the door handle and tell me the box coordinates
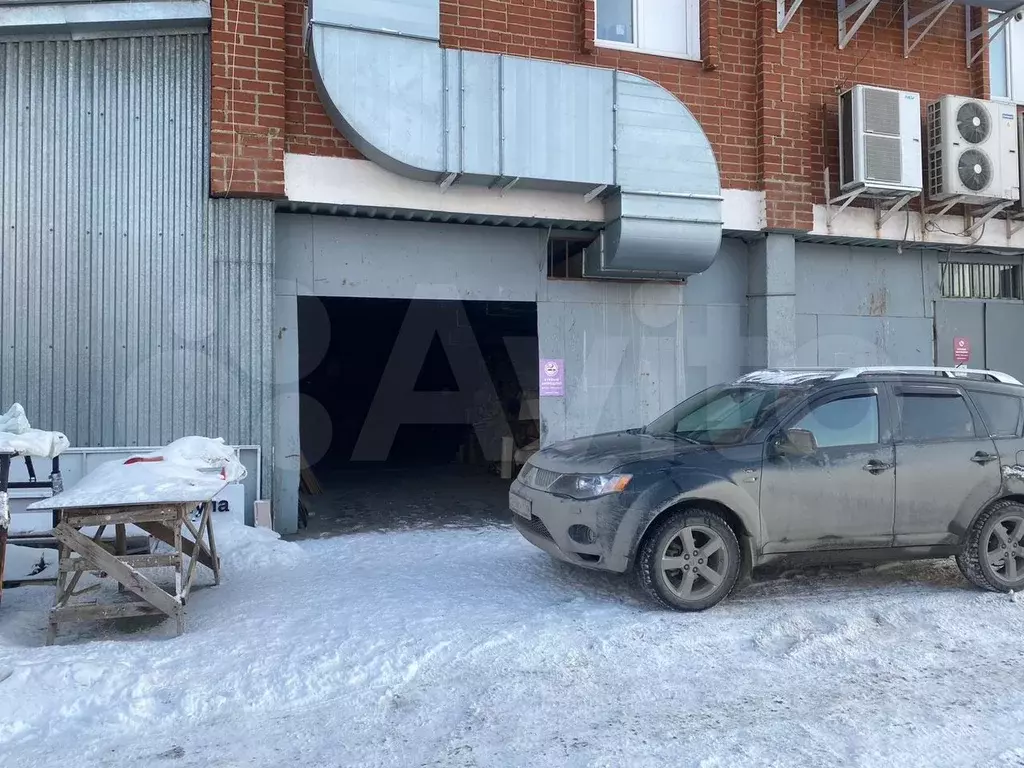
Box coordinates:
[971,451,998,464]
[862,460,893,474]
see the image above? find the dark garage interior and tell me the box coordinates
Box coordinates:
[297,296,539,535]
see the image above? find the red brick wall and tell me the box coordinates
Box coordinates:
[238,0,989,229]
[210,0,287,197]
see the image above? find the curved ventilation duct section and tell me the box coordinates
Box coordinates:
[307,0,723,279]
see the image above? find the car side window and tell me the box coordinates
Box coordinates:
[896,391,976,442]
[790,394,880,448]
[971,392,1023,438]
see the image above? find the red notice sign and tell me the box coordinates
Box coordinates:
[953,337,971,364]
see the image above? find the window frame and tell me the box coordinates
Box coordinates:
[771,384,892,453]
[889,383,984,445]
[967,389,1024,439]
[594,0,701,62]
[989,11,1024,105]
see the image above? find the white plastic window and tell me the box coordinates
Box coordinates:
[595,0,700,61]
[989,12,1024,103]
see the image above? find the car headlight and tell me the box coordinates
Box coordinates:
[517,463,537,486]
[548,473,632,500]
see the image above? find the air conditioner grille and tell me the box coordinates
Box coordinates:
[957,149,993,192]
[864,134,903,184]
[956,101,991,144]
[863,88,901,136]
[927,101,943,196]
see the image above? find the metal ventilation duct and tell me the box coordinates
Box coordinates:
[307,0,723,279]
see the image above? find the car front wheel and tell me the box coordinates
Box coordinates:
[636,508,742,611]
[957,499,1024,593]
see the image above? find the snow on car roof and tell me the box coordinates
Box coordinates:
[735,369,839,385]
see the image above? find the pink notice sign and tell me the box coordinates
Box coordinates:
[540,359,565,397]
[953,337,971,364]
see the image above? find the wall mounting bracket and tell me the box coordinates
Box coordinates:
[904,0,955,57]
[963,199,1015,237]
[1005,210,1024,237]
[922,195,968,232]
[839,0,884,48]
[823,169,920,232]
[778,0,806,32]
[825,186,867,231]
[874,192,916,229]
[966,3,1024,66]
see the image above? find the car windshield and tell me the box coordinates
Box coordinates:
[644,384,800,445]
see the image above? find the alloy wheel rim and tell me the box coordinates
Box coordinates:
[986,514,1024,585]
[659,524,729,601]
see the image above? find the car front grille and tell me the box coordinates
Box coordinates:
[514,513,554,541]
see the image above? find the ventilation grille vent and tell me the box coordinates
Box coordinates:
[927,100,943,197]
[941,262,1022,300]
[840,89,854,188]
[864,88,901,136]
[864,134,902,184]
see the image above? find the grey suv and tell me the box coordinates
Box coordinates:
[510,366,1024,611]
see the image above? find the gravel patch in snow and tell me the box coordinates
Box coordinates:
[0,520,1022,767]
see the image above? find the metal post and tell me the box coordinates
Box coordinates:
[0,453,11,606]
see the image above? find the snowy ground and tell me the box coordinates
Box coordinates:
[2,521,1024,768]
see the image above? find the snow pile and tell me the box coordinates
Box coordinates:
[212,517,309,571]
[28,436,247,510]
[0,403,69,459]
[737,369,835,385]
[2,543,58,581]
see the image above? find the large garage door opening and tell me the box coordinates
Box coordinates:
[297,297,540,535]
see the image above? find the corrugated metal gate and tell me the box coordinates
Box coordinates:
[0,31,275,510]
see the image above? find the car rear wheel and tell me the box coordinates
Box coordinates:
[637,508,741,611]
[957,499,1024,593]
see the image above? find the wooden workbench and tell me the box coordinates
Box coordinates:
[46,500,220,645]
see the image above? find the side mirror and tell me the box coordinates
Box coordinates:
[773,428,818,457]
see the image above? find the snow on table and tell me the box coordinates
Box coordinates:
[26,436,244,510]
[0,522,1023,767]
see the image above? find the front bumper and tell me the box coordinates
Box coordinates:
[508,479,631,572]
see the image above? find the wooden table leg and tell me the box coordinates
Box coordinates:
[206,508,220,586]
[115,524,126,593]
[47,536,66,646]
[173,515,184,635]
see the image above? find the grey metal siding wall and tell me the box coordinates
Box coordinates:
[794,243,933,367]
[0,34,274,501]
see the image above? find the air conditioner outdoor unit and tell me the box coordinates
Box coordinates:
[927,95,1020,204]
[839,85,923,195]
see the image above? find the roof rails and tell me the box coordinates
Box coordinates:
[832,366,1022,385]
[737,366,1023,386]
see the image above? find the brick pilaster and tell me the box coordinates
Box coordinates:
[210,0,287,198]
